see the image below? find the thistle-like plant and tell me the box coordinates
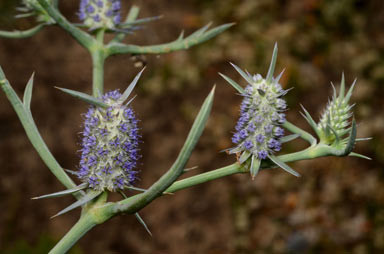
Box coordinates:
[0,1,370,253]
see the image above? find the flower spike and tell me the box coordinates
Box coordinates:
[222,44,299,178]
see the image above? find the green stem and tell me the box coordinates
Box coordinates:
[165,163,245,193]
[166,144,332,194]
[283,121,317,145]
[37,0,94,49]
[91,30,106,96]
[49,214,96,254]
[0,24,46,39]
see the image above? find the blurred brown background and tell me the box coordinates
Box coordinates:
[0,0,383,253]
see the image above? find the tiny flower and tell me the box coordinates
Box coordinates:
[77,90,140,191]
[78,0,121,30]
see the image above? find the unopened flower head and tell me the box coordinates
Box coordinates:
[77,90,140,191]
[78,0,121,30]
[229,72,287,160]
[317,75,356,144]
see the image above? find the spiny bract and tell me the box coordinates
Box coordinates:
[78,0,121,30]
[77,90,140,192]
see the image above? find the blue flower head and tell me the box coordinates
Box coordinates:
[77,90,140,191]
[229,72,287,158]
[223,44,294,178]
[78,0,121,30]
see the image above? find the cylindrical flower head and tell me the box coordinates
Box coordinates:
[78,0,121,30]
[229,73,287,160]
[317,75,356,144]
[77,90,140,192]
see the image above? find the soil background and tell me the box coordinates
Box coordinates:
[0,0,384,253]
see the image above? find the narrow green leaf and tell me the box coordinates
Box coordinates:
[192,23,234,43]
[356,137,372,142]
[177,30,185,41]
[274,69,285,83]
[32,183,87,199]
[15,13,35,19]
[268,154,301,177]
[349,152,372,160]
[189,23,212,38]
[23,72,35,112]
[219,72,244,93]
[300,104,321,136]
[118,67,145,103]
[343,118,356,155]
[250,155,261,180]
[339,72,345,99]
[283,121,317,145]
[127,186,147,192]
[327,124,340,144]
[51,191,102,218]
[330,82,337,100]
[239,151,251,164]
[119,15,162,28]
[135,213,152,236]
[230,63,254,85]
[56,87,108,108]
[0,24,45,39]
[0,67,80,199]
[280,134,300,143]
[345,78,357,103]
[266,43,278,84]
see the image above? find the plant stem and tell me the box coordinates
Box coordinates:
[49,214,96,254]
[165,163,245,193]
[91,29,106,96]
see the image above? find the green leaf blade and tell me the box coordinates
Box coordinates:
[56,87,108,108]
[51,191,102,218]
[268,154,301,177]
[23,72,35,111]
[119,67,145,103]
[266,43,278,83]
[219,72,244,93]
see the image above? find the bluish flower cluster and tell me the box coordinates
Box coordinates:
[229,73,287,160]
[77,90,140,191]
[78,0,121,30]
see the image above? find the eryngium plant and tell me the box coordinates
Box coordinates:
[0,1,371,253]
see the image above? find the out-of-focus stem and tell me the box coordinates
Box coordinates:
[91,29,106,96]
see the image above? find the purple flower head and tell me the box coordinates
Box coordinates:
[78,0,121,29]
[78,89,140,192]
[228,63,288,164]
